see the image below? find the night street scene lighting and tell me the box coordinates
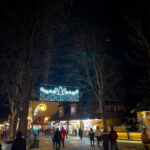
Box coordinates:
[40,86,79,102]
[0,0,150,150]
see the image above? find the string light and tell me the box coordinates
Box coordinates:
[40,86,79,102]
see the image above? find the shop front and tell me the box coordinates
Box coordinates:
[50,119,102,135]
[69,120,80,134]
[137,111,150,127]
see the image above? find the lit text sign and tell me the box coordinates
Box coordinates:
[40,86,79,102]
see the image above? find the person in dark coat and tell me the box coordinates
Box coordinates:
[11,131,26,150]
[100,129,109,150]
[53,128,61,150]
[109,126,119,150]
[78,128,83,140]
[89,128,95,147]
[74,129,77,136]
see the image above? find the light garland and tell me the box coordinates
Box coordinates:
[40,86,79,102]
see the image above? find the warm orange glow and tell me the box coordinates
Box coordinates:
[44,117,49,121]
[117,132,128,139]
[117,132,141,140]
[40,106,45,111]
[34,104,47,116]
[129,132,141,140]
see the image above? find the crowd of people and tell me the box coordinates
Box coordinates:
[3,127,67,150]
[2,126,150,150]
[51,127,67,150]
[73,126,119,150]
[88,126,119,150]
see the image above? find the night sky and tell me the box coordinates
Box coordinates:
[0,0,149,120]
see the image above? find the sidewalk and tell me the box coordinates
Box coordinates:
[28,136,145,150]
[27,137,53,150]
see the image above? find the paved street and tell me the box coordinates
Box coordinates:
[28,136,146,150]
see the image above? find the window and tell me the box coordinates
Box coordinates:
[71,107,76,113]
[59,107,64,117]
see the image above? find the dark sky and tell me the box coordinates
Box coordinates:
[0,0,148,119]
[50,0,146,106]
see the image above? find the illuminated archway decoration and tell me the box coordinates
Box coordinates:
[40,86,79,101]
[34,104,47,116]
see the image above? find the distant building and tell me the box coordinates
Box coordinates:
[27,85,128,134]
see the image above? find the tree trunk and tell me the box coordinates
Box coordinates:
[13,114,18,138]
[99,95,107,130]
[96,88,107,130]
[9,112,18,138]
[18,60,31,140]
[9,114,14,137]
[18,99,30,140]
[18,31,33,140]
[100,106,107,130]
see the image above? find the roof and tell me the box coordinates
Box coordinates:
[51,110,100,121]
[132,97,150,112]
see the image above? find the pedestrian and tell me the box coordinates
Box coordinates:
[74,129,77,136]
[79,128,83,140]
[53,128,61,150]
[51,129,56,148]
[89,128,95,147]
[61,127,66,148]
[100,129,109,150]
[95,126,102,147]
[66,127,69,138]
[11,131,26,150]
[141,128,150,150]
[109,126,119,150]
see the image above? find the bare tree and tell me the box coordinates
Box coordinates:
[126,0,150,108]
[0,0,72,139]
[71,29,124,129]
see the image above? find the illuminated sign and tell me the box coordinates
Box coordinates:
[40,86,79,102]
[34,104,47,116]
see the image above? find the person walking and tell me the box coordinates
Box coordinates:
[89,128,95,147]
[141,128,150,150]
[95,126,102,147]
[79,128,83,140]
[74,129,77,136]
[109,126,119,150]
[66,127,69,138]
[11,131,26,150]
[54,128,61,150]
[100,129,109,150]
[60,127,66,148]
[51,129,56,148]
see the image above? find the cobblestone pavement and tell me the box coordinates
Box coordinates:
[28,136,146,150]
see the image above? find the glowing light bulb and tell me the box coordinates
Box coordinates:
[44,117,49,121]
